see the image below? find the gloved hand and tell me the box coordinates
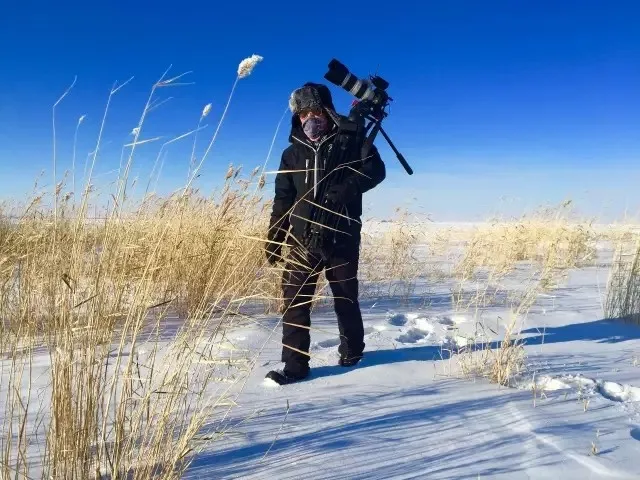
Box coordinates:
[265,240,282,265]
[324,179,358,205]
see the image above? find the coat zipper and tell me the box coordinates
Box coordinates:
[291,133,337,201]
[313,149,319,199]
[305,158,309,184]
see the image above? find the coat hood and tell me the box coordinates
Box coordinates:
[288,82,340,142]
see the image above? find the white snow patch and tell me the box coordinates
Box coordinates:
[414,317,436,334]
[517,375,571,392]
[599,381,640,403]
[453,335,471,348]
[436,317,455,326]
[449,315,469,324]
[514,374,640,403]
[262,377,281,388]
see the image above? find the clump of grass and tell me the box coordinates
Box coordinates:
[452,312,526,387]
[456,202,595,276]
[0,55,268,479]
[359,209,422,298]
[445,266,549,388]
[604,237,640,324]
[452,202,596,312]
[358,209,446,302]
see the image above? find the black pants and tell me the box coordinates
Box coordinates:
[280,243,364,373]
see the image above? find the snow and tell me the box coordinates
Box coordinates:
[181,242,640,479]
[3,226,640,479]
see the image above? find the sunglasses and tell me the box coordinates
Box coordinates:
[298,109,324,119]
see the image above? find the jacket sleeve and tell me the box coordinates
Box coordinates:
[268,149,296,242]
[343,144,386,194]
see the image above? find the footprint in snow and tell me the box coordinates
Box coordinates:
[441,315,468,325]
[437,317,455,327]
[397,328,431,344]
[314,328,376,350]
[388,314,409,326]
[317,338,341,348]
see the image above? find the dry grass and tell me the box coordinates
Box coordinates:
[359,210,425,299]
[439,203,601,388]
[455,202,595,275]
[446,323,528,390]
[442,283,540,387]
[1,190,266,478]
[0,58,275,480]
[358,210,449,302]
[605,237,640,324]
[451,202,597,312]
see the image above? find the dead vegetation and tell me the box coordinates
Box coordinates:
[437,203,603,387]
[0,57,270,480]
[605,236,640,325]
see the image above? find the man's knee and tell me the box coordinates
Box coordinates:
[327,263,359,296]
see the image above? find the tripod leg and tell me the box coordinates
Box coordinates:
[378,126,413,175]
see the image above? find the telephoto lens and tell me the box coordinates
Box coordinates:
[324,59,375,101]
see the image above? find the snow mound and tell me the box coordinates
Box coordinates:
[599,381,640,403]
[262,377,281,388]
[514,373,640,403]
[517,375,571,392]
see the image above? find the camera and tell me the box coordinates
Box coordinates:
[323,58,412,176]
[325,59,388,103]
[324,59,390,120]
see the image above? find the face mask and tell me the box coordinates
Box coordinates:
[302,115,328,141]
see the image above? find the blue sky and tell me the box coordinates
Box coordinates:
[0,1,638,221]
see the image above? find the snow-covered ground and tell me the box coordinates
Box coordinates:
[2,228,640,479]
[183,241,640,479]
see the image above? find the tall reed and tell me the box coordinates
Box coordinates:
[0,55,268,479]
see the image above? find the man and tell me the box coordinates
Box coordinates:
[264,82,386,385]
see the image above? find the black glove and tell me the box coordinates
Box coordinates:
[265,239,282,265]
[324,178,358,205]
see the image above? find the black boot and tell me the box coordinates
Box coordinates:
[339,353,363,367]
[265,365,310,385]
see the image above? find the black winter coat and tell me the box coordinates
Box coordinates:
[267,115,386,251]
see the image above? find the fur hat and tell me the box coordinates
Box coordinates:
[289,82,336,114]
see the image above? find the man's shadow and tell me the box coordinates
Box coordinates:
[309,317,640,380]
[311,344,449,379]
[519,317,640,346]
